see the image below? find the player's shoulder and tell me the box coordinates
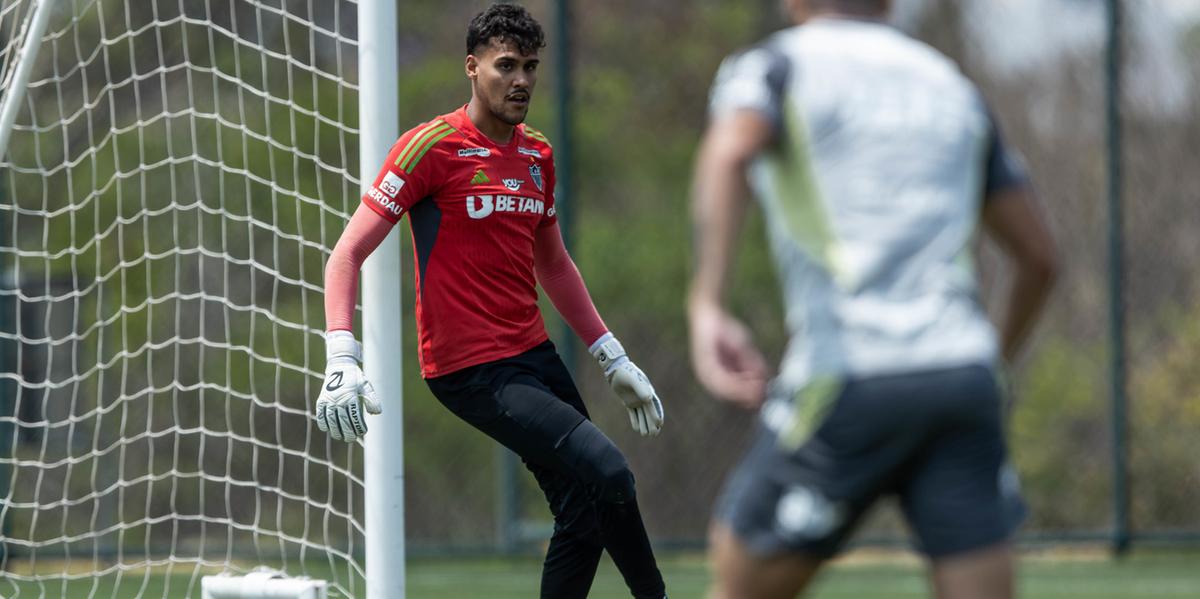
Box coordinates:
[868,27,970,87]
[517,124,553,158]
[397,111,465,142]
[713,30,793,89]
[393,112,466,173]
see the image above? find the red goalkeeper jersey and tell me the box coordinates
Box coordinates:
[361,106,558,377]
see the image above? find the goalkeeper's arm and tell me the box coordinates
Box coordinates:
[532,224,664,436]
[324,203,394,333]
[317,204,394,441]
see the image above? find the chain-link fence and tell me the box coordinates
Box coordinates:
[432,0,1200,553]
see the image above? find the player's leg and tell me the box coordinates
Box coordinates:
[525,458,606,598]
[536,345,667,598]
[708,373,942,598]
[707,521,821,599]
[426,342,663,598]
[707,428,846,599]
[896,365,1024,599]
[930,543,1014,599]
[551,417,664,597]
[425,352,603,599]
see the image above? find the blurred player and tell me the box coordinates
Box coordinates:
[314,4,666,598]
[688,0,1058,597]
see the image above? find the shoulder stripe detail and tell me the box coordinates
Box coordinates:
[395,120,453,167]
[523,126,551,146]
[401,125,456,173]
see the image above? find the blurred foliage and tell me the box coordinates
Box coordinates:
[1011,339,1110,530]
[1128,302,1200,531]
[1,0,1198,565]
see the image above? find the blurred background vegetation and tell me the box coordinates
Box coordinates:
[388,0,1200,548]
[1,1,1197,586]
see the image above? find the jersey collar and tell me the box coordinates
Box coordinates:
[451,104,522,149]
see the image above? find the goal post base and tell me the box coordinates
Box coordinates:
[201,570,328,599]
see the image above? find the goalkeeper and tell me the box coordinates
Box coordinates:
[315,4,666,598]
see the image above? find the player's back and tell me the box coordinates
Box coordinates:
[714,18,1001,388]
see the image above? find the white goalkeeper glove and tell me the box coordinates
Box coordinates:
[590,333,665,437]
[315,330,382,442]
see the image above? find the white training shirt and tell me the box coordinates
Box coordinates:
[709,17,1028,392]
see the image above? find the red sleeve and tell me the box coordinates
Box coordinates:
[324,203,395,332]
[533,223,607,346]
[362,123,443,223]
[538,150,558,228]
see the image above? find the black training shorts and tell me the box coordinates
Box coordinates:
[715,363,1026,559]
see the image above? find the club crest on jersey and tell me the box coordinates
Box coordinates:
[458,147,491,158]
[502,178,523,191]
[529,164,543,191]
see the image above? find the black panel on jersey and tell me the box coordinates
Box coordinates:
[709,39,792,130]
[409,197,440,295]
[983,111,1030,199]
[760,41,792,128]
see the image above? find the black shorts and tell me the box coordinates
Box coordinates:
[715,364,1026,559]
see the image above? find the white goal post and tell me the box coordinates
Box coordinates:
[358,0,404,597]
[0,0,54,160]
[0,0,402,597]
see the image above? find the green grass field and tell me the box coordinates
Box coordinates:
[3,549,1198,598]
[408,550,1200,599]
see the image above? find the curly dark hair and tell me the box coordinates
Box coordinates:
[466,2,546,56]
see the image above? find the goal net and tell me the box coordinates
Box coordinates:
[1,1,367,596]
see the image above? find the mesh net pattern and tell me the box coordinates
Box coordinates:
[0,1,364,595]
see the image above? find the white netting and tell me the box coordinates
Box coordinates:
[0,1,364,596]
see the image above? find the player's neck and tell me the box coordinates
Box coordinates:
[466,98,516,145]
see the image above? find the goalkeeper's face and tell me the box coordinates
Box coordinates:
[467,38,539,127]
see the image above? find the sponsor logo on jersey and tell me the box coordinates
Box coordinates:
[367,186,403,215]
[502,178,523,191]
[379,171,405,197]
[470,168,491,185]
[547,206,556,218]
[466,194,546,220]
[458,147,491,158]
[529,164,543,191]
[517,147,541,158]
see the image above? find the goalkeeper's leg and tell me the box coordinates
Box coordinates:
[426,342,665,599]
[501,357,665,598]
[539,418,664,599]
[536,343,665,598]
